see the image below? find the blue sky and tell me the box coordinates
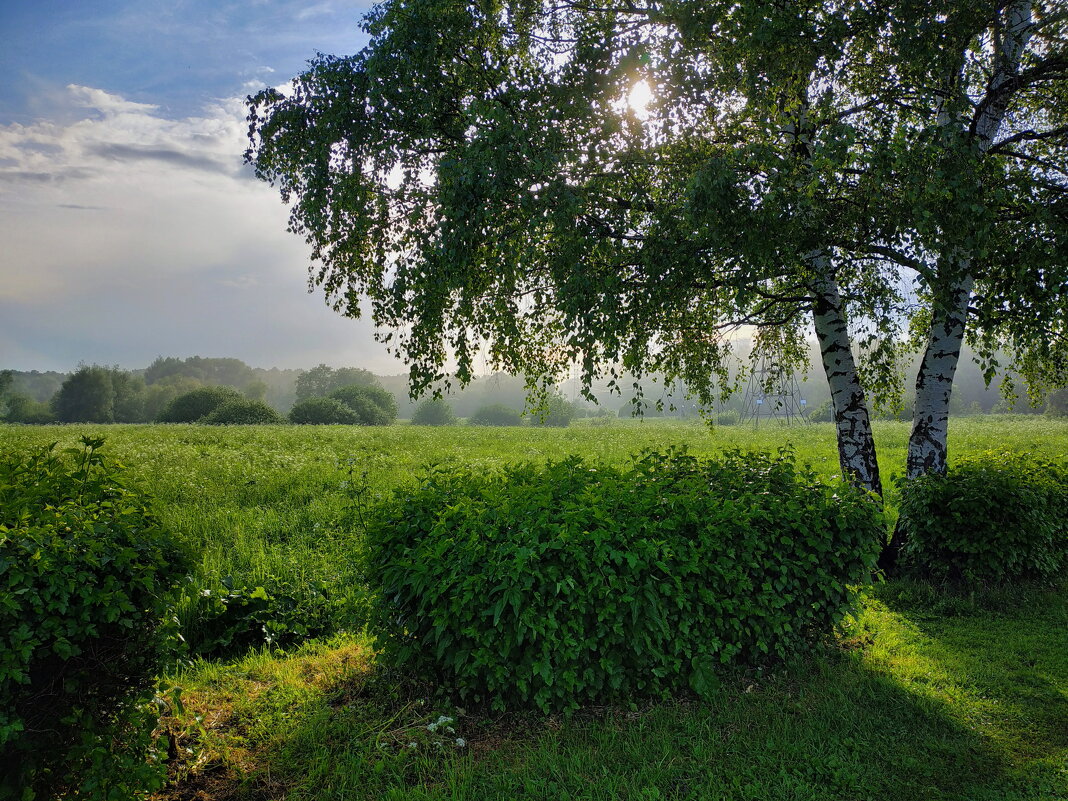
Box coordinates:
[0,1,371,123]
[0,0,411,373]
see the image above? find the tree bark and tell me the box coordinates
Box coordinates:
[903,0,1034,480]
[810,255,882,498]
[906,277,974,477]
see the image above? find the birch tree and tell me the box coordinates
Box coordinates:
[246,0,901,494]
[245,0,1066,506]
[882,0,1068,477]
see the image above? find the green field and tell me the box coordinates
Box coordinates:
[2,417,1066,800]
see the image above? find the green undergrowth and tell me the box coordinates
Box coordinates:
[1,418,1064,656]
[156,581,1068,801]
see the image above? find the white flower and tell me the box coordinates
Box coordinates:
[455,738,466,748]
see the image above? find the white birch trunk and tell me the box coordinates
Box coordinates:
[810,254,882,496]
[905,0,1034,478]
[906,276,975,476]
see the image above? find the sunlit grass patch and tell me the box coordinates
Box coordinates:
[156,584,1068,801]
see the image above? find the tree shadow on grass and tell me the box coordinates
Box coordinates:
[156,583,1068,801]
[207,635,1059,801]
[866,581,1068,796]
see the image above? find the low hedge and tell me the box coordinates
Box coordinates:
[366,448,883,713]
[289,396,359,425]
[897,451,1068,584]
[468,403,522,426]
[156,385,241,423]
[0,438,188,798]
[201,399,285,425]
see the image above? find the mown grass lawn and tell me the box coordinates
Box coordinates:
[2,417,1066,799]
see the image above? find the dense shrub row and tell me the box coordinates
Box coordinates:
[468,403,523,426]
[0,438,187,798]
[366,448,884,713]
[897,451,1068,584]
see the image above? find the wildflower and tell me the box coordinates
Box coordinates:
[426,714,453,732]
[455,738,466,748]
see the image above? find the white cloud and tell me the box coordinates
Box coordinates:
[0,85,398,373]
[67,84,160,115]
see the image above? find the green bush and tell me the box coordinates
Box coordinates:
[289,396,359,425]
[3,393,55,424]
[807,400,834,423]
[468,403,522,426]
[181,575,359,659]
[531,396,575,428]
[201,399,285,425]
[156,385,241,422]
[715,409,740,426]
[897,452,1068,584]
[0,438,188,798]
[411,397,457,426]
[366,448,883,713]
[330,384,397,425]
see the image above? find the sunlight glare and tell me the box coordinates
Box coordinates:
[628,79,653,120]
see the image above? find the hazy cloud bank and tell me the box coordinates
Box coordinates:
[0,84,395,373]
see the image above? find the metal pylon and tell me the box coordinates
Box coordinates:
[739,357,809,427]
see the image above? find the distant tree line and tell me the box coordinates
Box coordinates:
[0,347,1059,426]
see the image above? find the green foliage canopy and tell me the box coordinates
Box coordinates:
[157,385,242,423]
[468,403,523,426]
[410,396,458,425]
[246,0,1068,494]
[51,365,145,424]
[201,399,286,425]
[295,364,381,402]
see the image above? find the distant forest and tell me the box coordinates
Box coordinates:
[2,347,1060,425]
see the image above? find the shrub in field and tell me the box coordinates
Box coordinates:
[182,575,360,659]
[411,397,457,426]
[807,400,834,423]
[715,409,740,426]
[897,452,1068,584]
[3,392,55,424]
[0,438,188,799]
[201,399,285,425]
[530,395,575,428]
[468,403,522,426]
[330,384,397,425]
[156,385,242,422]
[366,448,883,713]
[289,396,359,425]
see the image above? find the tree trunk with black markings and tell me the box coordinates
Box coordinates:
[904,0,1033,480]
[906,277,974,478]
[810,256,882,498]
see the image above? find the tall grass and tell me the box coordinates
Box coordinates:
[1,417,1064,643]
